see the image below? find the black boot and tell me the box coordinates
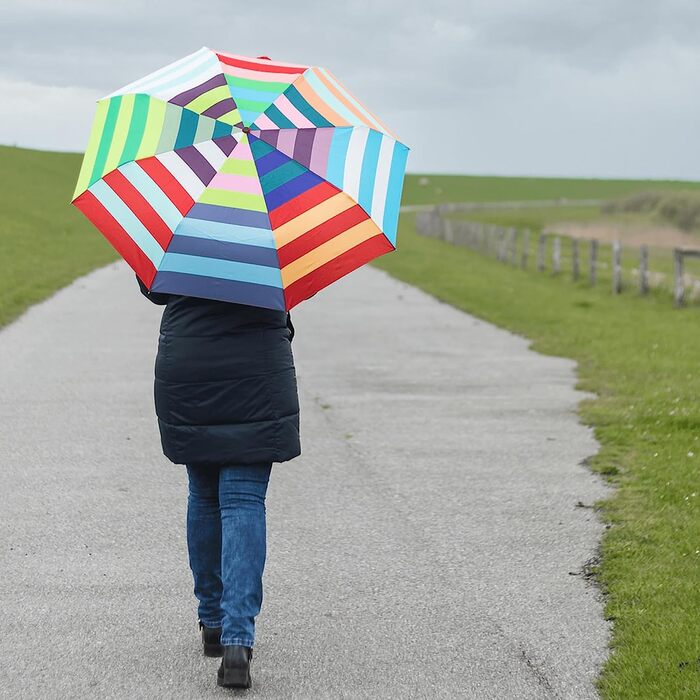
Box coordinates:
[198,621,223,657]
[217,645,253,689]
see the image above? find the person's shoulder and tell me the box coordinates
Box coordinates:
[136,274,171,305]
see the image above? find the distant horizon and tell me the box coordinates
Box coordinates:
[4,141,698,185]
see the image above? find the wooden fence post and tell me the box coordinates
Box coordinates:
[674,249,685,307]
[432,207,442,237]
[454,221,464,247]
[435,208,444,240]
[589,240,598,285]
[552,236,561,274]
[639,245,649,295]
[444,217,454,244]
[612,240,622,294]
[572,238,580,280]
[498,230,507,262]
[521,229,530,269]
[509,228,517,266]
[537,233,546,271]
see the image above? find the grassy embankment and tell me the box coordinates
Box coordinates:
[0,145,117,328]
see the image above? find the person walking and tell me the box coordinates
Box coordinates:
[137,276,301,689]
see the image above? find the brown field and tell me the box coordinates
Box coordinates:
[544,221,700,249]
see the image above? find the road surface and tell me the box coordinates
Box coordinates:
[0,261,610,698]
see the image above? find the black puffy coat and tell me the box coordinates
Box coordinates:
[137,277,301,467]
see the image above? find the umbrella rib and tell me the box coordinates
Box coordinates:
[241,135,283,291]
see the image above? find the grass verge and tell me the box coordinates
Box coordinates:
[0,145,118,328]
[372,214,700,700]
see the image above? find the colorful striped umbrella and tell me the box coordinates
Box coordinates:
[72,47,409,310]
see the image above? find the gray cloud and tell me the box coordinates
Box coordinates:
[1,0,699,178]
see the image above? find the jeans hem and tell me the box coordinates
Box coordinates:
[199,619,224,629]
[221,637,254,647]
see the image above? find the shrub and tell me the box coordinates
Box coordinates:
[601,191,700,231]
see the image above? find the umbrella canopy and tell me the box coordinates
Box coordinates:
[72,47,410,310]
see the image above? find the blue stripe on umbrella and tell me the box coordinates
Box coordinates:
[254,149,290,176]
[167,234,280,267]
[151,270,286,310]
[187,203,271,228]
[175,217,276,248]
[158,251,283,287]
[382,141,410,245]
[174,109,199,150]
[266,170,321,211]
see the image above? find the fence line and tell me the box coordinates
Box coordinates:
[415,206,700,306]
[429,199,604,213]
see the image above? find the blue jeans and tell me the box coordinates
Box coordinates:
[185,463,272,648]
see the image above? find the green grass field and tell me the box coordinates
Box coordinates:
[2,144,699,698]
[0,145,117,327]
[457,203,603,228]
[402,173,700,206]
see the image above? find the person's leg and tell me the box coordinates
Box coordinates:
[218,463,273,648]
[186,464,223,628]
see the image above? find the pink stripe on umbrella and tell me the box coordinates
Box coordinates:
[276,129,297,157]
[253,113,279,130]
[275,94,315,128]
[309,127,334,176]
[209,173,263,194]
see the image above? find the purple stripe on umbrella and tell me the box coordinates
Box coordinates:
[292,128,316,169]
[188,203,271,229]
[169,73,227,107]
[203,98,238,119]
[213,134,238,155]
[152,270,286,310]
[309,127,334,176]
[168,234,279,267]
[176,146,217,184]
[256,130,279,148]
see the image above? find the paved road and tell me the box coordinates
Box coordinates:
[0,261,610,699]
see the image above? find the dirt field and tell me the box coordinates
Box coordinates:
[545,221,700,250]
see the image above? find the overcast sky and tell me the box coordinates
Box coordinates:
[2,0,699,179]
